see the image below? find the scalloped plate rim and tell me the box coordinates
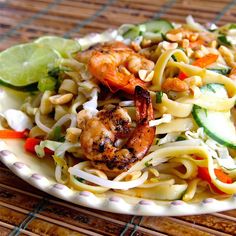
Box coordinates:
[0,143,236,216]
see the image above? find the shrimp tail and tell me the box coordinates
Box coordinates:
[134,86,153,123]
[80,86,156,174]
[125,86,156,160]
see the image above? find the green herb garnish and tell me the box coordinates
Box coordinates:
[161,33,168,41]
[171,54,177,62]
[145,159,152,167]
[37,76,57,92]
[48,66,68,79]
[207,68,231,75]
[176,136,186,141]
[51,126,65,142]
[74,176,85,183]
[156,91,163,103]
[217,35,231,47]
[206,84,216,93]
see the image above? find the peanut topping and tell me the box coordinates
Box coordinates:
[49,93,73,105]
[166,32,183,42]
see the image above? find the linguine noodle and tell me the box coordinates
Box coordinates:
[3,17,236,202]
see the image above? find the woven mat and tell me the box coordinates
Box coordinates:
[1,0,236,235]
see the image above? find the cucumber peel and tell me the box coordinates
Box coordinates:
[123,19,173,40]
[207,68,231,75]
[192,83,236,149]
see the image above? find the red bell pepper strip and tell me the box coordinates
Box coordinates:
[178,53,219,80]
[24,138,40,153]
[24,138,54,155]
[198,167,233,194]
[0,129,28,139]
[178,72,188,80]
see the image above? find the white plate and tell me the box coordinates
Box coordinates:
[0,86,236,216]
[0,139,236,216]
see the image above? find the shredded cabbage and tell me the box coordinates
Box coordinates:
[4,109,33,131]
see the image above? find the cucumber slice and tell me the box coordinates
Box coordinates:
[123,20,173,40]
[123,26,141,40]
[142,32,163,42]
[192,106,236,148]
[207,68,231,75]
[142,19,173,33]
[206,63,231,75]
[200,83,228,98]
[192,83,236,149]
[207,62,231,75]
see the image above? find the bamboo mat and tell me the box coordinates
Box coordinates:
[1,0,236,235]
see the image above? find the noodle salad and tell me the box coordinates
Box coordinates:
[0,16,236,201]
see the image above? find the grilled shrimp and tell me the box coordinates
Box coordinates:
[80,86,156,174]
[76,42,128,64]
[88,42,155,94]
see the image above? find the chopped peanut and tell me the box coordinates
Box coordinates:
[209,40,217,48]
[138,70,154,82]
[200,45,209,54]
[162,41,178,50]
[141,39,152,48]
[145,71,154,82]
[194,50,205,59]
[186,48,194,57]
[181,39,190,48]
[194,46,219,59]
[166,32,183,42]
[188,33,199,42]
[138,70,148,81]
[131,41,141,52]
[49,93,73,105]
[65,127,82,143]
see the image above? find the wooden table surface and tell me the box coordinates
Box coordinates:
[1,0,236,235]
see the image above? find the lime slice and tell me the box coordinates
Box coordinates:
[35,36,81,58]
[0,43,60,87]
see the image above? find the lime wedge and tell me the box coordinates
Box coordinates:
[0,43,60,87]
[35,36,81,58]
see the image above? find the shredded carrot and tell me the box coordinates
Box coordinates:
[178,53,218,80]
[192,53,218,68]
[0,129,28,139]
[198,167,232,194]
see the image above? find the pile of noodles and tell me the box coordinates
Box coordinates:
[17,16,236,201]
